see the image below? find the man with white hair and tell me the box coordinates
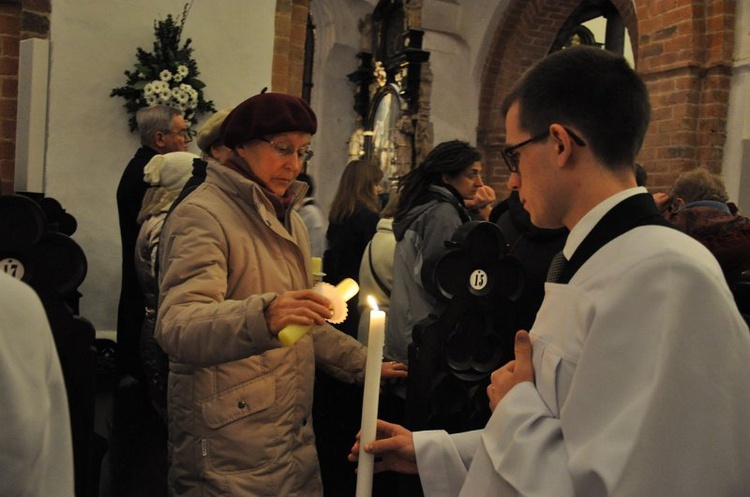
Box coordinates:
[116,104,191,381]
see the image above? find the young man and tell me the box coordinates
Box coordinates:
[351,46,750,497]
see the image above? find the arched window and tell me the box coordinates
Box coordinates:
[550,0,633,64]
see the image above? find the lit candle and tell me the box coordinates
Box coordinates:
[356,296,385,497]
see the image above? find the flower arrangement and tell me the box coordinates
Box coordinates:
[110,3,216,131]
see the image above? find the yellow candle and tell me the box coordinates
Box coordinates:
[277,278,359,347]
[311,256,322,275]
[355,296,385,497]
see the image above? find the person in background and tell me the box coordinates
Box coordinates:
[135,151,200,424]
[116,104,191,382]
[167,108,232,217]
[323,159,384,338]
[155,91,406,497]
[316,159,383,496]
[357,188,399,344]
[634,162,648,187]
[296,172,327,259]
[351,46,750,497]
[385,140,483,365]
[490,189,568,332]
[196,108,233,165]
[654,167,750,292]
[0,272,74,497]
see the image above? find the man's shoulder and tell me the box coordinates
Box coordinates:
[608,225,722,276]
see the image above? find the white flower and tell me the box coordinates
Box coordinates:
[159,69,173,82]
[173,73,183,83]
[177,64,189,76]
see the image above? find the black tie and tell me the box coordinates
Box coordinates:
[546,251,568,283]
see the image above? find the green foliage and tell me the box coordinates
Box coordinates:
[110,3,216,132]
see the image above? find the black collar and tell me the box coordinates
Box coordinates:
[558,193,674,284]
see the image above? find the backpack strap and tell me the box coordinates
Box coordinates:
[367,241,391,298]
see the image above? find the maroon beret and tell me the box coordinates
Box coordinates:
[221,91,317,149]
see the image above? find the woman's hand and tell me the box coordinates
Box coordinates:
[381,360,408,380]
[264,290,332,335]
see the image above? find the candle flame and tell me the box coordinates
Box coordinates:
[367,295,379,311]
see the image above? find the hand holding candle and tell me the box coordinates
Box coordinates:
[277,278,359,347]
[355,296,386,497]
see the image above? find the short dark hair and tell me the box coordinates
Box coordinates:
[502,47,650,170]
[635,163,648,186]
[137,105,182,147]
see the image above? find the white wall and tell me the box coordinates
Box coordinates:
[309,0,375,215]
[723,0,750,211]
[421,0,510,146]
[46,0,276,331]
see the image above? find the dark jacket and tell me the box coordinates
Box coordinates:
[323,206,380,337]
[492,191,568,330]
[666,204,750,291]
[116,145,158,379]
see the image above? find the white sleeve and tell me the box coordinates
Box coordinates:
[459,247,750,497]
[414,429,481,497]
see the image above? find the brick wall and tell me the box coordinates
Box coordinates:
[0,0,50,195]
[476,0,736,195]
[272,0,311,96]
[637,0,735,188]
[0,2,20,195]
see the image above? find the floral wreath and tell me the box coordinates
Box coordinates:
[110,3,216,132]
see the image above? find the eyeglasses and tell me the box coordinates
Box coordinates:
[258,137,314,162]
[502,127,585,173]
[162,128,196,141]
[463,170,483,181]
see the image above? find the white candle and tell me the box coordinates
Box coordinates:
[356,296,385,497]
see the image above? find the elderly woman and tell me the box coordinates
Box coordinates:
[155,91,406,496]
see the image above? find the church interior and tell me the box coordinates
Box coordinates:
[0,1,749,496]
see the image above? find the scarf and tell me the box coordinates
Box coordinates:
[224,155,295,222]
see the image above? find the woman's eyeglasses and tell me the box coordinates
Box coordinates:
[259,137,314,162]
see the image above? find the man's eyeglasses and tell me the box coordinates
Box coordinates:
[162,128,196,141]
[258,137,314,162]
[502,127,585,173]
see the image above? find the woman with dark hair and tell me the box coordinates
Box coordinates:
[323,159,384,337]
[385,140,484,364]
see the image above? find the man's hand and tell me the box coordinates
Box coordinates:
[349,419,419,474]
[381,361,408,380]
[264,290,332,335]
[487,330,535,411]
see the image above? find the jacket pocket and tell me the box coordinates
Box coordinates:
[199,375,278,474]
[202,374,275,428]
